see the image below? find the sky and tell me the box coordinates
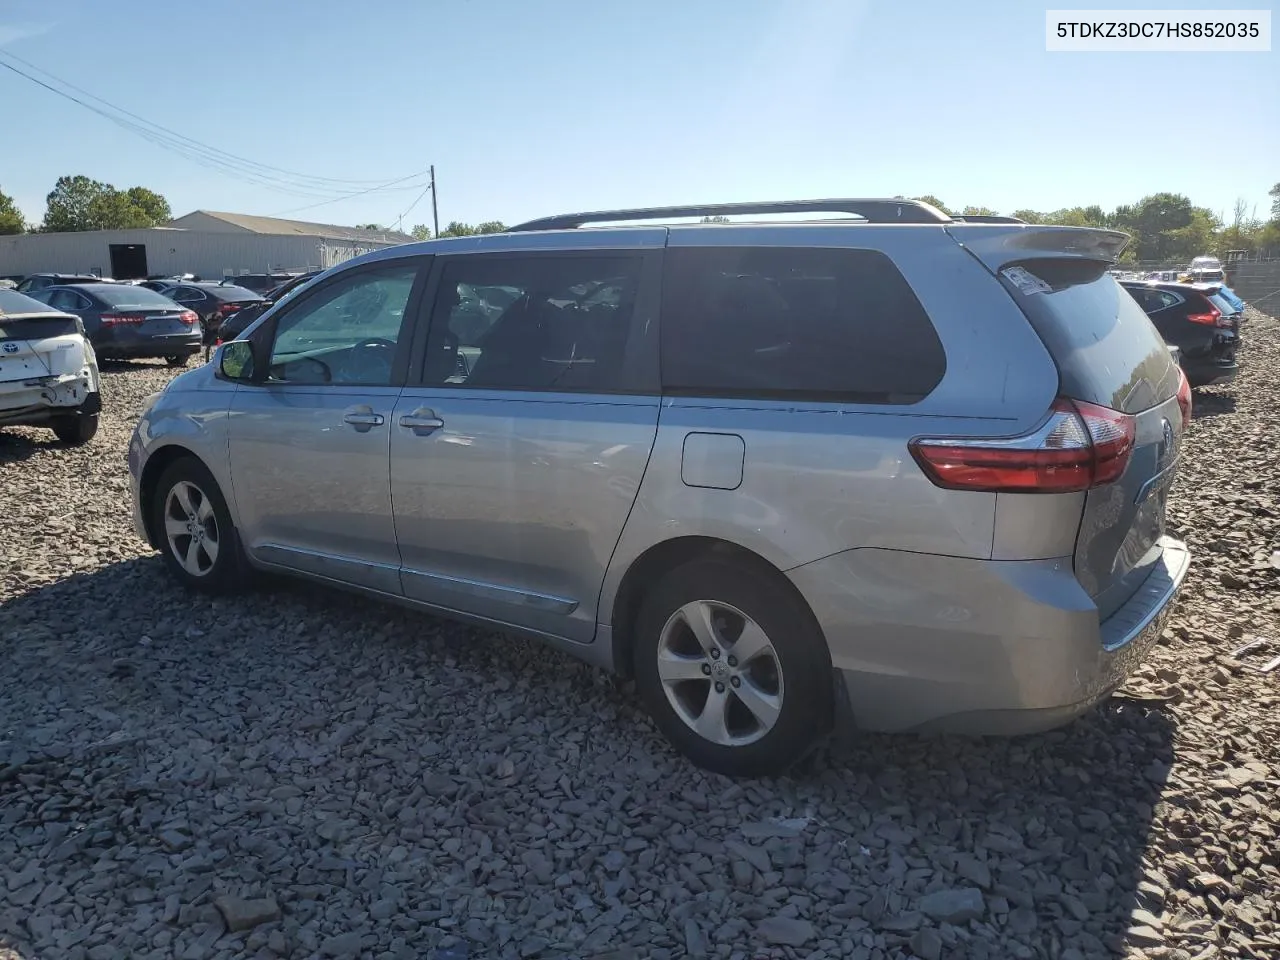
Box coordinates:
[1,0,1276,231]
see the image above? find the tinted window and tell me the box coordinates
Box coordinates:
[47,289,90,311]
[660,247,945,403]
[92,286,182,308]
[269,264,418,385]
[1003,262,1175,414]
[0,316,80,339]
[422,255,644,392]
[207,285,260,301]
[171,287,206,303]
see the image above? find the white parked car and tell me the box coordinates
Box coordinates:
[0,289,102,444]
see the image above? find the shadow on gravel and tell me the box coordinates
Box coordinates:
[811,702,1176,957]
[97,358,175,372]
[1191,389,1236,420]
[1,557,1177,959]
[0,429,61,465]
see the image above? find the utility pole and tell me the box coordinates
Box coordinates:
[430,165,439,239]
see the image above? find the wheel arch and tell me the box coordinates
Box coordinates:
[138,444,211,549]
[607,535,828,680]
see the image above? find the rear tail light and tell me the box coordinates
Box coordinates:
[1186,301,1230,327]
[909,398,1136,494]
[1175,367,1192,427]
[179,310,198,325]
[217,302,245,315]
[100,313,144,326]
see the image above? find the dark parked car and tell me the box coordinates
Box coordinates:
[27,284,202,366]
[139,275,200,292]
[221,273,299,296]
[151,281,265,350]
[218,271,321,341]
[1121,280,1239,387]
[16,273,110,294]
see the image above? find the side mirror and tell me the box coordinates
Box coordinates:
[219,339,255,381]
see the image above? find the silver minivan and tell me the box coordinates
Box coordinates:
[129,199,1191,776]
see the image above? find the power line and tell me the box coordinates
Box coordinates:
[272,169,434,217]
[0,51,431,199]
[394,180,435,232]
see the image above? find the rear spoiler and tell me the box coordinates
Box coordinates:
[945,224,1130,271]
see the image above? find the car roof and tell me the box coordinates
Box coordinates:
[0,288,79,319]
[43,283,122,295]
[1122,279,1220,293]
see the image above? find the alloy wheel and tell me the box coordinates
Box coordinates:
[656,599,785,746]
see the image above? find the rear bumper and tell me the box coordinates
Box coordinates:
[0,374,99,427]
[1182,333,1239,387]
[94,331,202,359]
[790,538,1190,736]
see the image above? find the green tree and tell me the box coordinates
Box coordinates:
[122,186,171,224]
[700,215,731,223]
[439,221,477,237]
[1011,209,1044,224]
[912,195,950,214]
[410,224,432,240]
[960,205,998,217]
[1270,182,1280,219]
[0,187,24,235]
[357,222,385,230]
[42,175,110,232]
[438,220,507,238]
[41,175,172,231]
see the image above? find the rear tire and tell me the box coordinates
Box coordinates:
[165,354,192,368]
[51,412,98,445]
[150,457,247,594]
[632,557,834,777]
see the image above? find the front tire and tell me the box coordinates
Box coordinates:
[150,457,247,593]
[633,557,834,777]
[51,412,99,445]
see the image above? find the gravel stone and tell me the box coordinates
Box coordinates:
[757,916,815,946]
[213,895,280,932]
[918,888,985,924]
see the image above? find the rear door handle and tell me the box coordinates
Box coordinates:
[399,408,445,436]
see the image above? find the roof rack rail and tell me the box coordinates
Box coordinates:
[950,215,1026,224]
[508,198,952,232]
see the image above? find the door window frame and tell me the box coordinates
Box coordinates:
[233,255,433,389]
[405,249,661,395]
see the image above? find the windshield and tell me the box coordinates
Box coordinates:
[92,286,183,308]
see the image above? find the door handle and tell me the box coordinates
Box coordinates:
[399,408,445,436]
[343,410,385,431]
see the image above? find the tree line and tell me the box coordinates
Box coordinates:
[0,175,171,233]
[914,187,1280,262]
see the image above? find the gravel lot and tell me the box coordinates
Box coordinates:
[2,313,1278,960]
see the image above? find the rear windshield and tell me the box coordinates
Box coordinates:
[209,285,260,301]
[93,286,184,308]
[0,316,81,339]
[1208,293,1236,315]
[999,259,1177,414]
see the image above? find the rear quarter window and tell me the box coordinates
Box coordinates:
[659,246,945,403]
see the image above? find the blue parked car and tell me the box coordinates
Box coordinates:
[1217,284,1245,314]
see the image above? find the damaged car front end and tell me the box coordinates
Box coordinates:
[0,289,103,445]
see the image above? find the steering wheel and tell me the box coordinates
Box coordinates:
[340,337,397,382]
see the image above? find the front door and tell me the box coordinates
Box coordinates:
[390,247,662,642]
[227,258,428,593]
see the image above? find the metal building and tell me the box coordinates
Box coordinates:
[0,211,413,281]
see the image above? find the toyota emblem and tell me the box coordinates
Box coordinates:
[2,343,18,354]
